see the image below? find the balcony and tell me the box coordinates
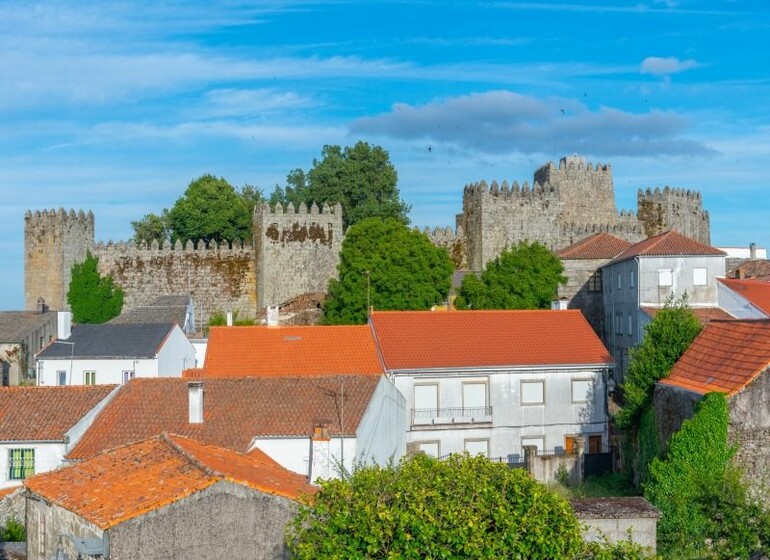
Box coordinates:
[411,406,493,426]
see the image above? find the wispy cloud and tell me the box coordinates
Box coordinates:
[641,56,699,76]
[202,88,316,117]
[352,90,714,157]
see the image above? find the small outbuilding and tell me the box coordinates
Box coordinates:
[571,497,660,553]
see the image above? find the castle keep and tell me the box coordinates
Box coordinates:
[24,155,710,324]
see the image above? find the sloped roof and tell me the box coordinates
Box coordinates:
[26,434,316,530]
[0,385,116,442]
[0,486,21,500]
[556,233,632,260]
[642,306,734,324]
[109,295,190,328]
[609,230,725,265]
[659,320,770,396]
[718,278,770,315]
[68,375,381,459]
[369,310,613,371]
[571,497,660,519]
[36,323,176,359]
[0,311,56,343]
[203,325,384,377]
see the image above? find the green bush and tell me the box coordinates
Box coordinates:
[67,251,124,323]
[0,517,26,542]
[636,407,660,486]
[645,392,770,558]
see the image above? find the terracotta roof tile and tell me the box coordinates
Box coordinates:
[718,278,770,315]
[610,230,725,264]
[0,486,21,500]
[68,376,382,459]
[26,434,315,530]
[370,310,613,370]
[659,320,770,396]
[203,325,384,377]
[0,386,116,442]
[556,233,632,260]
[642,306,734,324]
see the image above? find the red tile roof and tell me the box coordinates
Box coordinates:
[370,310,613,370]
[203,325,384,377]
[26,434,316,529]
[610,230,725,264]
[642,306,734,324]
[0,486,21,500]
[718,278,770,315]
[659,320,770,396]
[556,233,632,260]
[0,386,116,442]
[68,376,381,459]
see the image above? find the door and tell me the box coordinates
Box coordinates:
[588,435,602,454]
[565,436,578,455]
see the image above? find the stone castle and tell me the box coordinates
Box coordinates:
[24,155,710,326]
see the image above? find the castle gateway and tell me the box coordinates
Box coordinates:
[25,156,709,325]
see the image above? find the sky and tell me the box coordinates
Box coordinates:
[2,0,769,310]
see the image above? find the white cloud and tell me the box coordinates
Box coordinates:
[202,88,316,117]
[640,56,699,76]
[351,91,713,157]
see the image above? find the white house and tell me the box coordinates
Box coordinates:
[369,309,614,461]
[0,385,118,489]
[35,322,196,386]
[67,375,405,483]
[600,230,727,382]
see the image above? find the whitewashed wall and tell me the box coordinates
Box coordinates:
[156,326,196,376]
[0,442,65,489]
[37,357,156,386]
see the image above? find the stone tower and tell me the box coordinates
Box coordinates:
[253,202,343,309]
[24,209,95,311]
[637,186,710,244]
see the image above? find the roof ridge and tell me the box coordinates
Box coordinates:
[162,433,220,479]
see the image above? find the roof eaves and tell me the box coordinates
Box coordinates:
[387,362,614,375]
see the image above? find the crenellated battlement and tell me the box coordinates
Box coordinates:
[255,201,343,216]
[463,179,560,200]
[25,208,95,226]
[92,237,253,254]
[637,186,703,202]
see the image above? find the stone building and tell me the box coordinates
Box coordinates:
[653,319,770,502]
[0,304,61,385]
[25,433,316,560]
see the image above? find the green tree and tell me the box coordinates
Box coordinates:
[455,241,567,310]
[322,218,453,325]
[67,252,124,323]
[131,176,264,245]
[615,295,702,431]
[276,141,410,229]
[645,393,770,558]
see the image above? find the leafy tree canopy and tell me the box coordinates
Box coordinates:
[272,141,410,229]
[322,218,453,325]
[615,294,702,431]
[131,175,263,245]
[455,241,567,310]
[67,251,124,323]
[288,453,656,560]
[645,392,770,558]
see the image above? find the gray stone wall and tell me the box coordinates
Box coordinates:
[0,488,24,527]
[26,494,105,560]
[108,481,297,560]
[24,209,94,311]
[577,516,658,552]
[637,187,710,244]
[254,202,342,309]
[560,258,609,336]
[93,240,256,328]
[651,384,700,454]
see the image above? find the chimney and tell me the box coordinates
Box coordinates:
[551,298,569,311]
[188,381,204,424]
[750,242,757,260]
[57,311,72,340]
[309,424,332,483]
[226,311,233,327]
[266,306,279,326]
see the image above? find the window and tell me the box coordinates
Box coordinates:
[521,436,544,453]
[83,371,96,385]
[587,271,602,292]
[122,370,135,384]
[571,379,592,403]
[630,269,635,289]
[628,314,633,336]
[8,449,34,480]
[462,382,487,412]
[417,441,440,457]
[693,268,708,286]
[615,313,622,336]
[658,268,673,287]
[56,370,66,386]
[414,384,438,411]
[521,381,544,405]
[464,439,489,457]
[617,272,622,290]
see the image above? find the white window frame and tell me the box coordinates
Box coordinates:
[628,314,633,336]
[521,380,544,405]
[521,436,545,453]
[464,439,489,457]
[83,370,96,385]
[417,441,440,458]
[630,269,635,289]
[571,379,593,404]
[56,370,67,386]
[414,383,439,411]
[693,268,708,286]
[122,370,135,384]
[658,268,673,287]
[462,381,488,411]
[8,448,35,480]
[617,272,622,290]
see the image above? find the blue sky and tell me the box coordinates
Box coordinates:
[2,0,769,310]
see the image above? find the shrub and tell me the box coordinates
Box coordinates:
[0,517,25,542]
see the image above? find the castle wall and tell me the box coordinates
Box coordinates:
[93,240,256,329]
[24,209,94,311]
[253,202,343,309]
[637,187,710,244]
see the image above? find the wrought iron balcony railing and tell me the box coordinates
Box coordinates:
[411,406,493,426]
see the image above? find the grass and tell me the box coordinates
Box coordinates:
[552,472,638,499]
